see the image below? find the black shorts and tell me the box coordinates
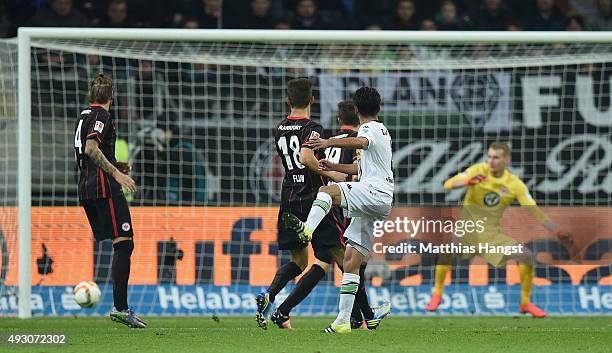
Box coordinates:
[82,193,134,241]
[277,208,345,263]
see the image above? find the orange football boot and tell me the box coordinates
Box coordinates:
[425,294,442,312]
[520,303,548,318]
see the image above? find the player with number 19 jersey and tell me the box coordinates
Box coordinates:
[274,116,344,259]
[326,127,358,181]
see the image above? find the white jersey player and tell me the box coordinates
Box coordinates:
[282,86,393,334]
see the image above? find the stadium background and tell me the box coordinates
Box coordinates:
[0,0,610,318]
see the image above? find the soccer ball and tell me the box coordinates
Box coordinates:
[73,281,101,308]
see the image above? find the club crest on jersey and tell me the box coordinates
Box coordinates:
[309,131,320,140]
[122,222,131,231]
[483,192,500,207]
[94,121,105,133]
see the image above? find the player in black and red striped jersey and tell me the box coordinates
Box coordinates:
[255,78,348,329]
[325,101,359,177]
[73,73,145,328]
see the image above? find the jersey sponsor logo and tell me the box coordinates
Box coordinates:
[122,222,131,232]
[94,121,105,133]
[80,109,91,115]
[483,192,500,207]
[278,125,301,131]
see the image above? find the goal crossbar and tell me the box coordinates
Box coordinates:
[17,28,612,43]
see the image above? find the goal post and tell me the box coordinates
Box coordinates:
[17,30,31,319]
[9,28,612,319]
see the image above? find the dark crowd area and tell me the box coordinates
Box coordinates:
[2,0,612,37]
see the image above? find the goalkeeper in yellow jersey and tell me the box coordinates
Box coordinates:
[425,142,573,318]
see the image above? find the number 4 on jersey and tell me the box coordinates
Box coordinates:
[74,119,83,155]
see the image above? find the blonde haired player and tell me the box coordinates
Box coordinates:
[425,142,574,318]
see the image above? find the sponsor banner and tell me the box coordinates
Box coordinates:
[248,130,612,205]
[317,68,612,133]
[319,71,512,132]
[517,69,612,130]
[0,207,609,287]
[0,284,610,316]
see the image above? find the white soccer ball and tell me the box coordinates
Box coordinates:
[73,281,101,308]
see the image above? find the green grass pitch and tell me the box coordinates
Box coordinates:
[1,316,611,353]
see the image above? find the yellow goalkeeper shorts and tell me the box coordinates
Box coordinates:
[459,230,519,267]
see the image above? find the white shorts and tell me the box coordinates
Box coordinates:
[337,181,393,257]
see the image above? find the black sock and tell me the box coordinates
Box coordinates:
[112,240,133,311]
[278,264,326,315]
[357,264,374,320]
[268,261,302,302]
[351,296,363,323]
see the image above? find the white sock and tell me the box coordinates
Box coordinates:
[333,272,360,326]
[305,192,332,232]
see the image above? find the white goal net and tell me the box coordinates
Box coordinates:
[0,30,610,317]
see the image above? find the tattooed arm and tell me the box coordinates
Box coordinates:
[85,139,137,192]
[85,139,118,175]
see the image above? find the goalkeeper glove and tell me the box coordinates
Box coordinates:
[556,231,580,261]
